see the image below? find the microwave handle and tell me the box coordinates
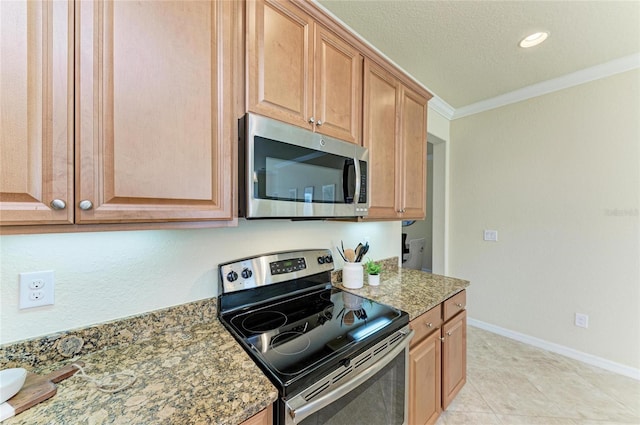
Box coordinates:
[285,329,414,423]
[342,159,359,204]
[353,157,361,204]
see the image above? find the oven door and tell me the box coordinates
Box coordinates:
[283,329,413,425]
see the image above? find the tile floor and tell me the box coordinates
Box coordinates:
[436,325,640,425]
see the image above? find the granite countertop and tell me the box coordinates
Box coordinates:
[337,267,470,321]
[2,319,278,425]
[2,262,468,425]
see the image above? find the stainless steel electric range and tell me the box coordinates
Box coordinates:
[217,249,414,425]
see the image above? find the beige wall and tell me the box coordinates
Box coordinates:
[0,220,400,344]
[449,69,640,369]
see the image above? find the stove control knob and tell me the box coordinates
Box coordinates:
[241,268,252,279]
[324,255,333,264]
[317,256,325,264]
[226,271,238,282]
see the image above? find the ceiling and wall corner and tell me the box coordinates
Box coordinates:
[316,0,640,119]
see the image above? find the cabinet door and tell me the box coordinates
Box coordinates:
[0,0,74,225]
[314,25,362,144]
[75,0,233,223]
[399,86,428,219]
[409,330,442,425]
[247,0,313,129]
[442,310,467,409]
[362,59,401,219]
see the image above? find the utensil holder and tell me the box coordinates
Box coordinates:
[342,262,363,289]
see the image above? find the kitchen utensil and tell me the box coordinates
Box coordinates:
[356,243,369,263]
[0,362,83,421]
[0,369,27,403]
[336,246,347,262]
[354,243,363,259]
[344,248,356,262]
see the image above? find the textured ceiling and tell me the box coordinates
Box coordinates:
[317,0,640,109]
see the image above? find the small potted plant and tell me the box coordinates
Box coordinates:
[364,258,382,286]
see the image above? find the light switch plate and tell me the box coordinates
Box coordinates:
[483,230,498,241]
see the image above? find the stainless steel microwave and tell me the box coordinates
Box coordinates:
[239,113,369,219]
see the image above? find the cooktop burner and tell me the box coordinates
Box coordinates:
[217,249,409,395]
[221,285,402,382]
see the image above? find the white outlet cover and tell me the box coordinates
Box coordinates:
[19,271,55,309]
[483,230,498,241]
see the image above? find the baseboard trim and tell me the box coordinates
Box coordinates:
[468,317,640,381]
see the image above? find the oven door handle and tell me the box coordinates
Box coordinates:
[286,329,414,424]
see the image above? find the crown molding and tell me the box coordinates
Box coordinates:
[451,53,640,120]
[428,96,456,120]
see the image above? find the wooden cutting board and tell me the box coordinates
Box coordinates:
[5,361,83,416]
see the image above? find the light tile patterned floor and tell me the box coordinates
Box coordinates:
[436,326,640,425]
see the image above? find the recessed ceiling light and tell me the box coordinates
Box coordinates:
[519,32,549,48]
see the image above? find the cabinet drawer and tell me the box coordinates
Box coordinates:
[410,304,442,346]
[443,290,466,322]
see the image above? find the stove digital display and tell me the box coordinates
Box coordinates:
[270,257,306,275]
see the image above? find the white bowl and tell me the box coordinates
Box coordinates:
[0,368,27,403]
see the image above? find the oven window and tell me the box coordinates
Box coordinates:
[298,351,405,425]
[253,136,356,204]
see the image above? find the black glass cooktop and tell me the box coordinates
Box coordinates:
[220,285,406,388]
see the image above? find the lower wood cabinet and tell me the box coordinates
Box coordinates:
[409,329,442,425]
[240,404,272,425]
[442,309,467,410]
[408,290,467,425]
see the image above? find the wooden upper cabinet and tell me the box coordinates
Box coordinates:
[399,86,428,219]
[363,58,429,220]
[313,25,362,143]
[363,59,401,219]
[247,0,362,144]
[247,0,313,129]
[0,0,74,225]
[75,0,233,223]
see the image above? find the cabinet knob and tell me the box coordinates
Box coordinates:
[78,200,93,210]
[50,199,66,210]
[316,120,323,126]
[455,303,463,308]
[425,322,433,328]
[308,117,315,124]
[446,331,452,336]
[439,337,445,342]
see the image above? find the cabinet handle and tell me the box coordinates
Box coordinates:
[446,331,452,336]
[439,337,445,342]
[78,200,93,210]
[455,303,463,308]
[50,199,66,210]
[316,120,323,126]
[425,322,433,328]
[308,117,315,124]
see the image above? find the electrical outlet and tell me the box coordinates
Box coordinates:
[483,230,498,241]
[19,271,55,309]
[575,313,589,329]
